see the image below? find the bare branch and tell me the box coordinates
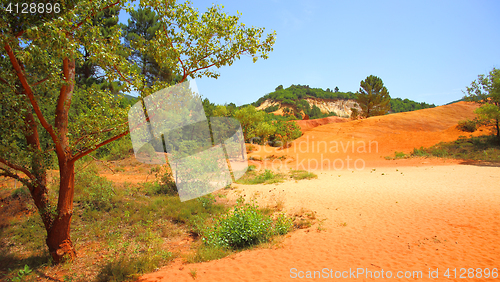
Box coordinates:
[0,169,33,189]
[32,77,49,88]
[0,157,35,181]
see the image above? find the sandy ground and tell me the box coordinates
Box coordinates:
[137,102,499,282]
[137,164,499,282]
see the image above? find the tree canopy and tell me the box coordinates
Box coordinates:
[0,0,276,263]
[464,68,500,141]
[355,75,391,118]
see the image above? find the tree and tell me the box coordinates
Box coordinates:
[355,75,391,118]
[464,68,500,141]
[334,86,339,92]
[0,0,275,263]
[122,7,178,89]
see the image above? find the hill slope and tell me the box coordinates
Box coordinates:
[249,101,488,168]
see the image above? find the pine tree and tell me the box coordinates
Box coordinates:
[355,75,391,118]
[122,7,177,89]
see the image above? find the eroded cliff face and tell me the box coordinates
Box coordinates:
[256,98,361,118]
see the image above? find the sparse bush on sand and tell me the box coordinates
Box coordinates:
[202,198,293,249]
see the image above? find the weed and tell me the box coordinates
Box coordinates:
[289,170,317,180]
[236,169,286,185]
[189,268,197,280]
[187,245,232,263]
[294,218,312,229]
[74,162,116,211]
[8,265,32,282]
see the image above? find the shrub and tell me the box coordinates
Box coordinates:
[394,151,406,159]
[273,213,293,235]
[203,199,273,249]
[457,119,477,132]
[74,163,116,211]
[411,147,430,157]
[431,148,449,158]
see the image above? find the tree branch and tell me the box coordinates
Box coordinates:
[0,169,33,190]
[0,76,9,85]
[71,129,130,161]
[162,24,187,82]
[72,1,122,31]
[3,42,64,157]
[32,76,49,88]
[0,157,35,182]
[113,64,134,86]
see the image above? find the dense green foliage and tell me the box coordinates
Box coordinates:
[252,84,354,119]
[407,135,500,162]
[202,98,302,146]
[390,98,435,113]
[202,198,293,249]
[252,84,436,119]
[464,68,500,141]
[355,75,391,118]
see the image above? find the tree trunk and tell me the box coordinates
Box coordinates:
[46,161,76,263]
[496,118,500,144]
[46,57,77,263]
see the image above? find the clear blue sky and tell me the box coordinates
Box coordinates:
[119,0,500,106]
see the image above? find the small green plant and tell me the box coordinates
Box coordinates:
[203,198,273,249]
[189,268,197,280]
[9,265,32,282]
[411,147,430,157]
[394,151,406,159]
[236,169,285,185]
[273,213,293,235]
[289,170,317,180]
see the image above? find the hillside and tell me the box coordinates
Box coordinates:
[248,101,488,168]
[252,84,436,119]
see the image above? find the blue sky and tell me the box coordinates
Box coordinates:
[120,0,500,106]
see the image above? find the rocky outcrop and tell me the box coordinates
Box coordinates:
[255,98,360,118]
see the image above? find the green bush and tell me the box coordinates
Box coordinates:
[411,147,430,157]
[431,148,449,158]
[289,169,317,180]
[273,213,293,235]
[457,119,477,132]
[203,199,273,249]
[74,163,116,211]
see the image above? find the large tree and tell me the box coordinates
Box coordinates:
[0,0,275,263]
[122,7,178,89]
[463,68,500,141]
[355,75,391,118]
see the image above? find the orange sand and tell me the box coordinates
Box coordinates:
[138,165,500,282]
[137,102,499,282]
